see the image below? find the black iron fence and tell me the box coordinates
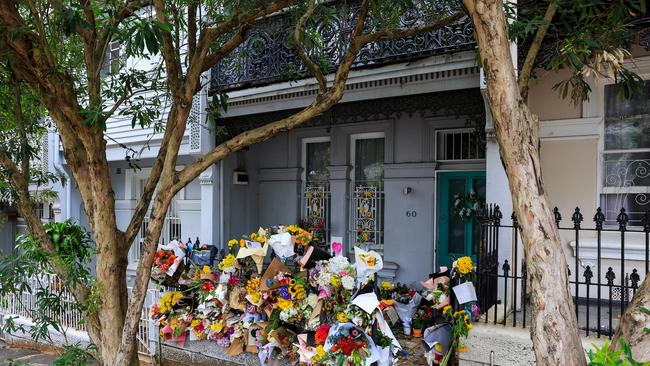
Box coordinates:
[476,205,649,338]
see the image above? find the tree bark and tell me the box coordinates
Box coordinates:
[462,0,586,364]
[611,277,650,361]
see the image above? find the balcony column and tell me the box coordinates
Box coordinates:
[327,165,352,254]
[199,165,221,249]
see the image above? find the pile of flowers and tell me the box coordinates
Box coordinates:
[149,225,479,366]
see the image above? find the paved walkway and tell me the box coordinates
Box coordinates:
[0,340,60,365]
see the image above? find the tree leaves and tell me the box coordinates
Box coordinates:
[513,0,646,103]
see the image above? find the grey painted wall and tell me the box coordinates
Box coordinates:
[225,113,485,285]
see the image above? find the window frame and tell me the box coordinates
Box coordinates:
[593,64,650,227]
[434,127,486,162]
[300,136,331,185]
[350,132,386,187]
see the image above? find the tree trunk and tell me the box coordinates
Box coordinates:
[463,1,586,364]
[611,277,650,361]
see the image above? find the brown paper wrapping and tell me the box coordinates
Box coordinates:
[308,299,323,324]
[226,338,244,356]
[260,257,291,291]
[229,286,246,312]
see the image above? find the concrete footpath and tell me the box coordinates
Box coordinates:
[0,340,60,365]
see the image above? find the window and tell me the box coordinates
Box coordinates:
[302,138,331,242]
[100,41,122,77]
[436,128,485,161]
[350,134,385,251]
[601,81,650,226]
[304,140,331,187]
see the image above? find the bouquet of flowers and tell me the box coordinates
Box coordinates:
[393,285,422,335]
[438,305,474,365]
[310,256,357,321]
[320,323,375,366]
[452,256,475,280]
[378,281,394,300]
[287,224,313,246]
[150,290,193,345]
[151,249,177,282]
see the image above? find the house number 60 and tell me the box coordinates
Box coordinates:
[406,210,417,217]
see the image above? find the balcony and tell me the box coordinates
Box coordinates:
[210,1,474,91]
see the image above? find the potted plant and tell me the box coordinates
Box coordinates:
[412,311,424,338]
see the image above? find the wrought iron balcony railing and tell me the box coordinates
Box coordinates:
[210,1,474,91]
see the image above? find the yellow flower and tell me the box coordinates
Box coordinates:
[239,239,246,248]
[443,305,453,315]
[191,319,200,328]
[228,239,238,247]
[201,266,211,275]
[380,281,394,291]
[210,321,225,333]
[289,284,305,300]
[312,345,325,361]
[159,291,183,313]
[246,277,262,304]
[455,256,474,275]
[464,315,473,330]
[336,312,348,323]
[218,254,236,270]
[453,311,466,318]
[276,297,293,311]
[329,275,341,287]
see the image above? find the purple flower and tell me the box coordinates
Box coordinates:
[279,286,292,300]
[216,337,230,347]
[471,303,481,318]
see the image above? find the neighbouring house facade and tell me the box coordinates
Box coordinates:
[1,3,649,301]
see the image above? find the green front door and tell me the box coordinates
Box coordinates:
[437,171,486,268]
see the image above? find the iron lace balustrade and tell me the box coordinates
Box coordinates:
[210,1,474,91]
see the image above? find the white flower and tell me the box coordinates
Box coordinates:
[328,256,350,273]
[306,293,319,309]
[341,275,355,290]
[317,273,332,288]
[279,308,297,322]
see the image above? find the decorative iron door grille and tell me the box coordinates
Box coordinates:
[350,185,384,252]
[303,185,331,245]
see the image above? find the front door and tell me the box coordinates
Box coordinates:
[437,171,486,268]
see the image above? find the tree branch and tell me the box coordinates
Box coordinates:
[0,150,97,333]
[517,1,558,101]
[152,0,185,100]
[191,0,295,85]
[123,105,180,247]
[294,0,326,93]
[357,11,464,45]
[187,0,198,64]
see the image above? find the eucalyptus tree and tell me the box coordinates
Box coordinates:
[0,0,463,364]
[461,0,648,363]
